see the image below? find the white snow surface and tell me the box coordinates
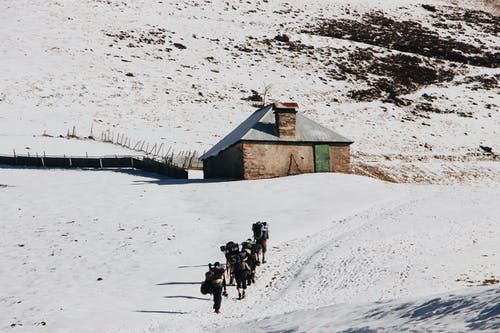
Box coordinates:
[221,287,500,332]
[1,169,499,332]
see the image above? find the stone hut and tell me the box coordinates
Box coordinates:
[199,102,353,180]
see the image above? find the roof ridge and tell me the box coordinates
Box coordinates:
[199,104,273,160]
[199,104,353,161]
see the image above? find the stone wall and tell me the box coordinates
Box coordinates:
[203,141,351,180]
[242,142,314,179]
[330,145,351,173]
[203,143,243,179]
[275,111,297,139]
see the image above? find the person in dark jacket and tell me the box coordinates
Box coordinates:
[233,252,251,300]
[252,222,269,264]
[241,240,256,285]
[220,241,239,286]
[203,262,227,313]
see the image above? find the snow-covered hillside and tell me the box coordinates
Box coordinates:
[1,0,499,332]
[1,169,499,332]
[1,0,498,183]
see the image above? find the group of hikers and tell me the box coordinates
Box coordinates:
[200,221,270,313]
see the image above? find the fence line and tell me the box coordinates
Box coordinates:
[73,127,203,169]
[57,126,205,169]
[0,154,188,179]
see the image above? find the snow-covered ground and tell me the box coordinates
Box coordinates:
[1,169,498,332]
[222,287,500,332]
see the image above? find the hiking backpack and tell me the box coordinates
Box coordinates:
[200,280,212,295]
[253,222,269,240]
[224,241,240,263]
[234,252,251,273]
[252,222,261,239]
[201,271,214,295]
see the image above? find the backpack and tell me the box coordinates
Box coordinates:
[200,279,212,295]
[253,222,269,240]
[224,242,239,256]
[251,242,259,254]
[225,242,240,263]
[252,222,262,239]
[234,259,250,274]
[241,241,251,251]
[244,252,256,270]
[201,271,214,295]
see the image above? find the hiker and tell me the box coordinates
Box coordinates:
[233,251,251,300]
[201,262,227,313]
[220,241,239,285]
[241,240,257,285]
[249,238,260,265]
[252,221,269,264]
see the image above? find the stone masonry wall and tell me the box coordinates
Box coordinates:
[204,142,351,180]
[203,142,243,179]
[243,142,314,179]
[330,145,351,173]
[275,112,297,139]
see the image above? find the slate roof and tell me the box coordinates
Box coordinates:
[199,104,353,160]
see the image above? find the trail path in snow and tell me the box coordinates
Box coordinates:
[2,169,498,332]
[150,184,499,332]
[149,201,394,332]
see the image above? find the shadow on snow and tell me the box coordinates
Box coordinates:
[163,295,210,301]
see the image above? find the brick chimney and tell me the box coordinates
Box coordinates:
[273,101,298,139]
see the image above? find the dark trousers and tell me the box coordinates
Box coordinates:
[247,270,255,285]
[212,285,222,311]
[258,239,267,253]
[235,272,248,290]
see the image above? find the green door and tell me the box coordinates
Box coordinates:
[314,145,330,172]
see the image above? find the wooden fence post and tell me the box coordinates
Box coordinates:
[158,143,164,156]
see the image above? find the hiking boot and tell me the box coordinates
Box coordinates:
[262,259,267,264]
[238,292,242,300]
[214,309,220,314]
[242,291,246,299]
